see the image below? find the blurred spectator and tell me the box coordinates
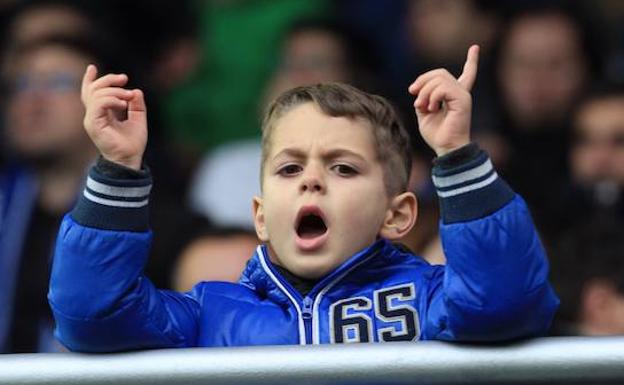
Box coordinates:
[550,215,624,336]
[0,33,107,352]
[570,84,624,209]
[2,0,204,202]
[495,3,598,134]
[0,1,96,123]
[549,83,624,235]
[0,1,206,352]
[483,1,603,238]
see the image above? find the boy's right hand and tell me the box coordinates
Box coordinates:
[82,65,147,171]
[408,45,479,157]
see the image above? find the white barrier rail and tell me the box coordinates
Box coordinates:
[1,337,624,385]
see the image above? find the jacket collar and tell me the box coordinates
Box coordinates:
[239,239,396,305]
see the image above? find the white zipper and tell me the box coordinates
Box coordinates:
[258,244,381,345]
[311,253,378,344]
[257,246,307,345]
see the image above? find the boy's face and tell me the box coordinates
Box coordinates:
[254,103,392,279]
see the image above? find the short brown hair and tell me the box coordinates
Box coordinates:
[261,83,412,195]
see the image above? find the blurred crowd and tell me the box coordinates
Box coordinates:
[0,0,623,353]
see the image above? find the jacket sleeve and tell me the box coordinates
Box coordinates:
[48,160,200,352]
[423,144,559,341]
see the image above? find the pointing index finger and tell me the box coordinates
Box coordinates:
[81,64,97,100]
[457,45,479,91]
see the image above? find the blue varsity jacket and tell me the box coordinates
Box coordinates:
[48,144,559,352]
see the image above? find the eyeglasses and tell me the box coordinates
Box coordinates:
[8,72,81,94]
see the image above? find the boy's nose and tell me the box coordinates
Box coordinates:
[301,179,324,193]
[300,167,325,194]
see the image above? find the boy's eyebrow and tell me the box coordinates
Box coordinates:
[271,147,367,163]
[271,148,307,162]
[322,148,367,163]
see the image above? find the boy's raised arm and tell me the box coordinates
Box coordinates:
[48,66,200,352]
[409,47,559,340]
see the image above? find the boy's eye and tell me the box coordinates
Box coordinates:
[278,164,302,176]
[332,164,358,176]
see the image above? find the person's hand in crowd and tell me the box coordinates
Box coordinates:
[81,65,147,170]
[408,45,479,156]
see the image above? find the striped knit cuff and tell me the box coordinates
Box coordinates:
[70,165,152,231]
[432,143,514,224]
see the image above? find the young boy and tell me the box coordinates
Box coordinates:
[49,46,558,351]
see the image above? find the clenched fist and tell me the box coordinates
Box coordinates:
[81,65,147,170]
[408,45,479,156]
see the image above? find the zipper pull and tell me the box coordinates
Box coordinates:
[302,296,313,319]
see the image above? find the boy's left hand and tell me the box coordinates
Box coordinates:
[408,45,479,156]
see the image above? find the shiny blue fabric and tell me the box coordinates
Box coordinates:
[49,195,558,352]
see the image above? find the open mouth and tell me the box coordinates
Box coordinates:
[297,213,328,239]
[294,206,329,251]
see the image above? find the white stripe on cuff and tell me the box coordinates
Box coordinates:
[83,190,149,208]
[86,177,152,198]
[436,172,498,198]
[432,159,493,188]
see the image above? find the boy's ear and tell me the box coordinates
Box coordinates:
[379,192,418,241]
[252,196,269,242]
